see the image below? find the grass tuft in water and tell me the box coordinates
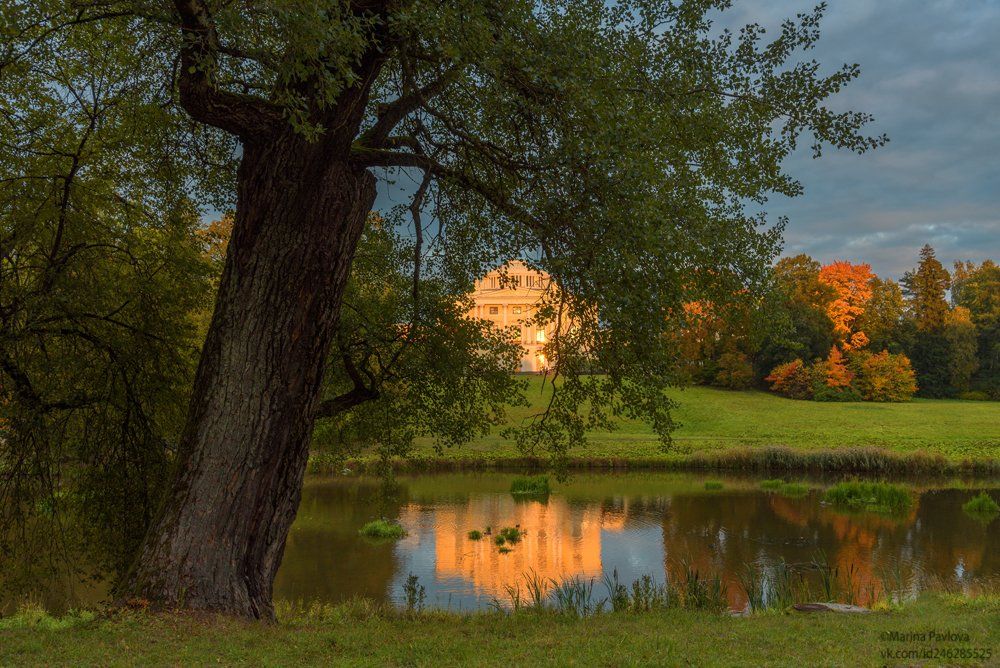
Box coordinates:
[760,479,784,490]
[498,526,525,544]
[962,492,999,520]
[510,476,551,496]
[467,529,483,540]
[778,482,809,498]
[359,519,407,540]
[704,481,724,490]
[824,481,911,513]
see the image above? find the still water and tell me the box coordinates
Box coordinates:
[274,472,999,611]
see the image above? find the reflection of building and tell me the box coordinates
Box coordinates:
[467,260,557,372]
[417,496,609,599]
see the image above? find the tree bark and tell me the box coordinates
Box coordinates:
[122,132,376,620]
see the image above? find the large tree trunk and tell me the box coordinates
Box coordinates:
[123,134,375,619]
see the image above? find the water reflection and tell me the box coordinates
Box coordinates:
[273,473,999,611]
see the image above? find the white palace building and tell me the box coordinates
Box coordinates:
[467,260,557,373]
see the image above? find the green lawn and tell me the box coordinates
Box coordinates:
[327,379,999,471]
[2,595,996,667]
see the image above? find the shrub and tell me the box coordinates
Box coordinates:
[812,378,862,402]
[765,359,814,399]
[713,351,754,389]
[812,346,861,401]
[956,391,990,401]
[851,350,917,402]
[359,519,407,540]
[824,481,911,513]
[510,476,550,496]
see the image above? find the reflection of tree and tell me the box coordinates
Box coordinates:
[662,488,998,608]
[274,480,403,604]
[906,490,998,584]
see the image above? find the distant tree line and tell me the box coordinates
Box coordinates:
[675,245,999,401]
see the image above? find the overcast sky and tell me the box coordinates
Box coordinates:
[715,0,1000,279]
[374,1,1000,280]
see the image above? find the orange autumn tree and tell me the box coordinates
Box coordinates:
[819,261,874,350]
[823,345,854,388]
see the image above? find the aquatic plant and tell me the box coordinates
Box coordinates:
[467,529,483,540]
[600,570,673,613]
[962,492,999,520]
[602,570,631,612]
[523,570,548,608]
[824,481,911,513]
[549,577,600,617]
[403,574,426,613]
[676,561,728,612]
[510,476,551,496]
[704,481,724,490]
[359,519,407,540]
[759,479,785,490]
[498,526,525,544]
[778,482,809,498]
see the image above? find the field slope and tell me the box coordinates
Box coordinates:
[328,379,999,470]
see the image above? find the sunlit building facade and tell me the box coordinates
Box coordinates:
[467,260,557,372]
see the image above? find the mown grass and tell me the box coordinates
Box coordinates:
[312,380,1000,476]
[2,595,997,667]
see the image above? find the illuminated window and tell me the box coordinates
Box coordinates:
[489,306,499,315]
[535,329,546,343]
[512,306,522,315]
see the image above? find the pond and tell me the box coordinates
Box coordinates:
[274,472,999,612]
[3,472,997,614]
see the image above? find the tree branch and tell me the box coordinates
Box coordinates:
[172,0,282,138]
[360,65,462,148]
[313,386,379,419]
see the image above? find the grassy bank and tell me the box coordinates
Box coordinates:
[316,380,999,475]
[2,595,997,666]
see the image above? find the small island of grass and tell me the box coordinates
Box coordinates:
[510,476,551,496]
[824,481,911,513]
[359,519,407,540]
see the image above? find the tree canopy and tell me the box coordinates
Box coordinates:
[2,0,888,615]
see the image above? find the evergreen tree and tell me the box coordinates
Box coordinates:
[901,245,953,397]
[901,245,951,331]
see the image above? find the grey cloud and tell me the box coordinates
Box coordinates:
[718,0,1000,278]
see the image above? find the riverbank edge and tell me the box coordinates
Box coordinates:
[2,594,997,666]
[311,445,1000,478]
